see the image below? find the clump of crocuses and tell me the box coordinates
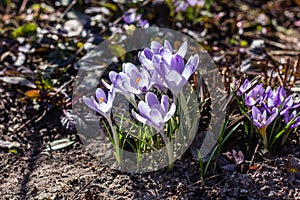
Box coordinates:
[123,10,149,28]
[236,79,300,151]
[83,40,199,168]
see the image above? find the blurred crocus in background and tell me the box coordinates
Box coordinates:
[123,10,149,28]
[244,84,264,107]
[284,110,300,129]
[237,78,300,151]
[174,0,205,12]
[238,78,251,96]
[251,106,277,145]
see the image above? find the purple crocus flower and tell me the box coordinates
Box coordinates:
[132,92,176,132]
[82,87,115,120]
[123,10,149,28]
[284,110,300,129]
[238,79,251,96]
[152,52,199,99]
[251,106,278,139]
[244,84,264,107]
[261,86,295,116]
[138,19,149,28]
[174,1,189,12]
[138,40,187,73]
[107,63,153,97]
[187,0,204,7]
[123,11,138,24]
[280,95,294,115]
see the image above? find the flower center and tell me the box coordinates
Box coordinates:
[136,77,141,84]
[99,97,105,102]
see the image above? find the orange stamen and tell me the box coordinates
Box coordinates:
[99,97,105,102]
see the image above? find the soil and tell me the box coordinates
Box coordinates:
[1,0,300,199]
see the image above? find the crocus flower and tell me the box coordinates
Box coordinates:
[238,79,251,96]
[108,63,153,97]
[174,1,189,12]
[82,87,115,120]
[152,52,199,99]
[138,40,187,73]
[123,10,149,28]
[244,84,264,107]
[187,0,204,7]
[261,86,296,116]
[284,110,300,129]
[279,95,294,115]
[138,19,149,28]
[132,92,176,132]
[123,11,139,24]
[251,106,277,139]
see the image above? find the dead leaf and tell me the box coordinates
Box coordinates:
[25,90,41,99]
[0,140,20,148]
[286,154,300,173]
[45,138,75,151]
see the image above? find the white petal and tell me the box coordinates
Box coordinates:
[176,41,187,58]
[132,110,148,124]
[164,103,176,122]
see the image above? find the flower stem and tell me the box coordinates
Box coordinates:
[107,117,122,164]
[160,130,174,171]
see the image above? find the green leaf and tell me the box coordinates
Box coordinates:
[9,149,18,155]
[45,138,75,151]
[240,40,248,47]
[12,22,38,38]
[100,3,117,12]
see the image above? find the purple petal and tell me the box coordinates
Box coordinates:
[138,101,151,117]
[151,41,162,53]
[109,71,119,84]
[161,95,169,113]
[123,11,136,24]
[138,51,154,71]
[251,106,260,120]
[138,19,149,28]
[95,88,107,103]
[146,92,160,107]
[266,111,278,126]
[238,79,251,96]
[123,62,137,74]
[132,110,148,124]
[171,54,185,73]
[187,0,197,6]
[83,96,97,111]
[143,48,153,59]
[253,119,262,129]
